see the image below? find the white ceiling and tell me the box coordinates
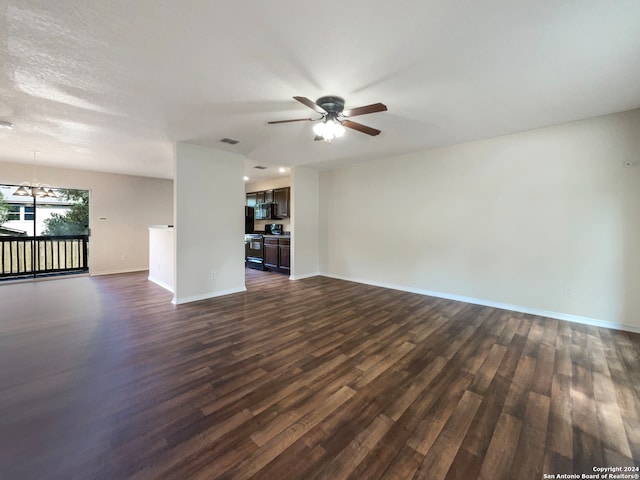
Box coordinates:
[1,0,639,181]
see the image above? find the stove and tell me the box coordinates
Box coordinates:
[244,234,264,270]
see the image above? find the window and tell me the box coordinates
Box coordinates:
[7,204,20,220]
[24,206,34,221]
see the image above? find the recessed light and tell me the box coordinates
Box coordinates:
[0,120,13,129]
[243,176,249,181]
[279,167,286,173]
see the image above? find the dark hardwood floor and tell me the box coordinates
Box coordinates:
[0,269,639,479]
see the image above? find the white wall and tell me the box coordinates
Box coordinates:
[148,226,175,292]
[320,109,640,332]
[291,166,320,279]
[174,143,245,304]
[0,160,173,275]
[245,176,290,191]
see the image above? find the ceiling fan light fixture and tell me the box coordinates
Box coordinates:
[313,118,345,141]
[313,121,325,136]
[333,122,345,138]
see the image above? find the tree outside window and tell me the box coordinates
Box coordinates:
[0,190,8,224]
[42,189,89,236]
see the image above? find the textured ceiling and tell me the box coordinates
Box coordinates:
[1,0,639,180]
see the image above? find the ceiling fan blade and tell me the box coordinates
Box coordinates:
[342,103,388,117]
[267,118,315,124]
[342,120,381,136]
[293,96,327,114]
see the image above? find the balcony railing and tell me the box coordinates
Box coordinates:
[0,235,89,278]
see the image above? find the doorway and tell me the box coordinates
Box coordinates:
[0,184,90,280]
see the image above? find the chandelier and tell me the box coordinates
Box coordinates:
[12,151,57,198]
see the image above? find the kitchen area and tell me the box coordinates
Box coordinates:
[244,179,291,275]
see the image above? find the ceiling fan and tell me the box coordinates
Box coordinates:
[268,96,387,141]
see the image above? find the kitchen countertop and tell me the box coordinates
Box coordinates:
[262,234,291,239]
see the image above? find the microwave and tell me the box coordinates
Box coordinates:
[255,202,280,220]
[265,223,283,235]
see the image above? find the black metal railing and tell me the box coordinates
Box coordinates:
[0,235,89,278]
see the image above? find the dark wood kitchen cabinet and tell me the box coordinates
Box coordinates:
[264,236,290,274]
[264,239,279,269]
[274,187,290,217]
[278,237,290,272]
[246,186,290,218]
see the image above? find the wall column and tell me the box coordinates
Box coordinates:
[173,143,245,304]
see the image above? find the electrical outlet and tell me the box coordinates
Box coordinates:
[210,270,216,279]
[564,287,573,298]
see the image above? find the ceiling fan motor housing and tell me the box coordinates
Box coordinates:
[316,96,345,114]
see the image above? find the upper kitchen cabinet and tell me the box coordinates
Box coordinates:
[246,186,290,218]
[274,187,290,217]
[255,190,274,203]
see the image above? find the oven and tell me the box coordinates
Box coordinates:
[244,234,264,270]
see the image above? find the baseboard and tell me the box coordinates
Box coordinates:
[172,286,247,305]
[148,276,174,293]
[91,267,148,276]
[289,271,321,280]
[0,272,90,285]
[321,273,640,335]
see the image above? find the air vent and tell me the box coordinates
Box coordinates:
[220,137,240,145]
[253,165,267,170]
